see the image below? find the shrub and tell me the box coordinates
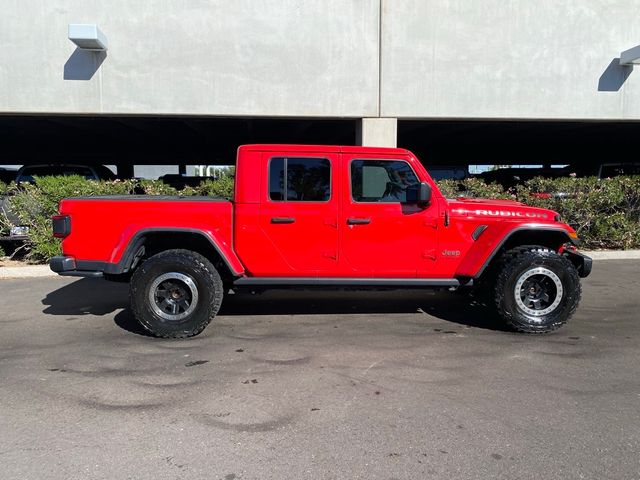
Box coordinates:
[514,176,640,250]
[436,175,640,250]
[0,181,10,195]
[2,176,236,263]
[437,177,512,200]
[8,177,137,262]
[137,179,178,196]
[195,176,235,199]
[2,174,639,264]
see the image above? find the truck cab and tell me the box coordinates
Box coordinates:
[232,145,441,279]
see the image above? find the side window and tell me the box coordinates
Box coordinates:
[269,157,331,202]
[351,159,419,203]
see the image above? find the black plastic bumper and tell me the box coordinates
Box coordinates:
[565,251,593,278]
[49,256,104,278]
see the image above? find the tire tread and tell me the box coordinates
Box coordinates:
[493,245,581,333]
[130,249,223,338]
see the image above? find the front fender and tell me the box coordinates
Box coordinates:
[455,224,575,279]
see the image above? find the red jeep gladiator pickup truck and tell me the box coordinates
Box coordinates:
[50,144,591,338]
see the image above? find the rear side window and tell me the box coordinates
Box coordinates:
[351,159,418,203]
[269,157,331,202]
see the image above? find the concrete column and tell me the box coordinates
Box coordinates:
[356,118,398,147]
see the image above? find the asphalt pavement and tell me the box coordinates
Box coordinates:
[0,260,638,480]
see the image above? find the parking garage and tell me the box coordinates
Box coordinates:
[1,115,639,180]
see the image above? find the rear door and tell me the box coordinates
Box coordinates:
[257,153,339,276]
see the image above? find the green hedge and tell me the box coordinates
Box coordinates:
[0,176,235,262]
[1,175,639,263]
[515,176,640,250]
[439,176,640,250]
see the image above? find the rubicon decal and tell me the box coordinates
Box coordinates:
[474,210,548,219]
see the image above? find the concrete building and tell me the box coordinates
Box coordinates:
[1,0,639,175]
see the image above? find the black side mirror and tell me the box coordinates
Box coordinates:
[405,182,432,205]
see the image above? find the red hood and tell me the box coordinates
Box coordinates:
[448,197,557,221]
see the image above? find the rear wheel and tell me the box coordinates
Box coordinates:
[130,249,223,338]
[494,246,581,333]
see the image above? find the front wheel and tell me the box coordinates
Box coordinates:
[130,249,223,338]
[494,247,581,333]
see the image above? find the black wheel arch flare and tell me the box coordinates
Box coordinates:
[474,227,580,279]
[104,228,241,278]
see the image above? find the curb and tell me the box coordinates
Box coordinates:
[1,250,640,279]
[582,250,640,260]
[0,265,58,279]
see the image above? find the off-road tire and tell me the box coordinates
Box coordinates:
[130,249,223,338]
[494,246,581,333]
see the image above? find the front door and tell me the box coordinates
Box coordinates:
[339,155,439,277]
[257,153,339,276]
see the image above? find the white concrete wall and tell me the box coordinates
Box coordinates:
[0,0,379,117]
[1,0,640,120]
[381,0,640,119]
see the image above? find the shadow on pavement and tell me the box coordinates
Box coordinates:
[113,310,152,336]
[42,278,128,316]
[42,278,509,334]
[220,290,509,332]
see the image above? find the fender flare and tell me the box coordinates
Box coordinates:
[103,228,243,276]
[460,226,576,279]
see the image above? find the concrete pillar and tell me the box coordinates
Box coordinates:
[356,118,398,147]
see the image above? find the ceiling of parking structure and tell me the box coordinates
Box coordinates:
[3,115,639,170]
[399,120,640,168]
[0,116,357,166]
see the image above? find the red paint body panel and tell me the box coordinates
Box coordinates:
[57,144,579,281]
[338,151,440,277]
[59,197,244,274]
[446,199,573,278]
[249,150,340,276]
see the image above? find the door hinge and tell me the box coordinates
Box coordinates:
[423,218,438,229]
[422,249,437,261]
[324,219,338,229]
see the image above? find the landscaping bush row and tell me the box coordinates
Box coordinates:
[1,174,639,263]
[0,176,235,263]
[438,176,640,250]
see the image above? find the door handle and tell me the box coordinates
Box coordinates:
[347,217,371,225]
[271,217,296,224]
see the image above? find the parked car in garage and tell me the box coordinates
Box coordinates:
[426,165,469,181]
[477,167,567,189]
[13,164,116,183]
[0,167,18,184]
[569,162,640,179]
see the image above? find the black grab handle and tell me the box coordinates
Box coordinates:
[271,217,296,224]
[347,218,371,225]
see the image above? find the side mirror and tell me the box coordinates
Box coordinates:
[405,182,432,205]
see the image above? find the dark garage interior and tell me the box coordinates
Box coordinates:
[0,115,639,177]
[399,119,640,170]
